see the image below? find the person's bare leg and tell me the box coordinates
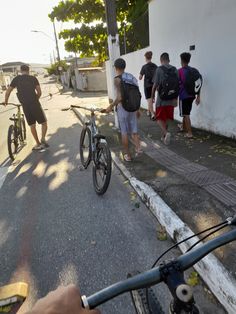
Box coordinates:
[147,98,154,115]
[184,115,193,137]
[30,124,40,145]
[121,133,130,157]
[132,133,141,152]
[157,120,167,138]
[41,122,48,142]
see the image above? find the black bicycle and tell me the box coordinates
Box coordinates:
[1,103,26,160]
[82,216,236,313]
[71,105,112,195]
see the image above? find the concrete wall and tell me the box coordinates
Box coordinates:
[148,0,236,138]
[75,69,107,92]
[106,0,236,138]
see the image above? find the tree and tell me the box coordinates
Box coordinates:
[49,0,148,65]
[46,60,69,75]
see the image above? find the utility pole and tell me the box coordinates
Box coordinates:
[104,0,120,127]
[53,19,61,63]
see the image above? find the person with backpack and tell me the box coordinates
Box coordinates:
[139,51,157,120]
[151,53,179,145]
[102,58,141,162]
[178,52,202,138]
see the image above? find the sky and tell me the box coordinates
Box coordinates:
[0,0,73,65]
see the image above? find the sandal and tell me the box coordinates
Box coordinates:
[135,149,144,157]
[177,123,184,132]
[123,154,132,162]
[184,134,193,139]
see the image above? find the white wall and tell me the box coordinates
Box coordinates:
[105,0,236,138]
[148,0,236,138]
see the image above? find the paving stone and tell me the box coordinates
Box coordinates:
[185,170,233,187]
[204,182,236,207]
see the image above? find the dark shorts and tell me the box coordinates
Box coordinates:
[179,97,195,117]
[22,101,47,126]
[156,106,174,122]
[144,86,153,99]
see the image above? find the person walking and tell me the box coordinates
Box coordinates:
[151,53,179,145]
[178,52,202,138]
[102,58,141,162]
[5,64,49,150]
[139,51,157,120]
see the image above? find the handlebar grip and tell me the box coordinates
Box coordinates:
[83,268,162,309]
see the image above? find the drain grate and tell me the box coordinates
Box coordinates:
[204,181,236,207]
[185,170,233,186]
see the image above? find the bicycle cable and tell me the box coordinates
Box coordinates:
[151,220,228,268]
[186,224,229,252]
[145,219,228,311]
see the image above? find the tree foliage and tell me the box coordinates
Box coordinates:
[46,60,69,75]
[49,0,148,65]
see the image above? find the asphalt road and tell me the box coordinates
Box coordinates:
[0,79,225,313]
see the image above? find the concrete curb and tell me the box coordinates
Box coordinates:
[72,107,236,313]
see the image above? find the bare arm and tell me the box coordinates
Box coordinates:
[5,86,14,105]
[35,85,42,99]
[104,77,122,112]
[151,84,157,101]
[139,74,143,80]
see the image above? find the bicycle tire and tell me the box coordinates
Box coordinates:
[80,126,92,168]
[92,141,112,195]
[128,272,165,314]
[8,125,18,161]
[20,117,26,141]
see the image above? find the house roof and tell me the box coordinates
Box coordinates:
[1,62,26,67]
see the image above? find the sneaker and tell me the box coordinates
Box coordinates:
[32,144,43,151]
[164,132,171,145]
[41,140,50,148]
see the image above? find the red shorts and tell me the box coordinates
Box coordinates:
[156,106,174,122]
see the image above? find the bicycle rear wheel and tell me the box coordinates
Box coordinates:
[128,272,164,314]
[20,117,26,141]
[80,126,92,168]
[92,141,112,195]
[8,125,18,160]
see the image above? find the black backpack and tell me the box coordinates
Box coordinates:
[159,66,179,100]
[145,63,157,87]
[118,75,141,112]
[184,67,203,95]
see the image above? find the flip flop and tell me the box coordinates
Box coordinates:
[123,154,132,162]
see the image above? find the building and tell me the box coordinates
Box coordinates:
[106,0,236,138]
[1,62,25,74]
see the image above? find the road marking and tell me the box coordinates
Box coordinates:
[0,167,8,190]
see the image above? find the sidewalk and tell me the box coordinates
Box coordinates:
[69,91,236,312]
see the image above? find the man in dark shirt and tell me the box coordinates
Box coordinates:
[5,64,48,150]
[139,51,157,120]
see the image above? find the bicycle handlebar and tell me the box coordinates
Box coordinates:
[82,221,236,309]
[1,102,21,107]
[71,105,102,112]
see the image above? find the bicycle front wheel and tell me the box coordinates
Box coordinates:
[8,125,18,160]
[92,141,112,195]
[20,117,26,141]
[80,126,92,168]
[128,272,164,314]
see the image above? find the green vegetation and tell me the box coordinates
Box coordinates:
[49,0,148,65]
[46,60,69,75]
